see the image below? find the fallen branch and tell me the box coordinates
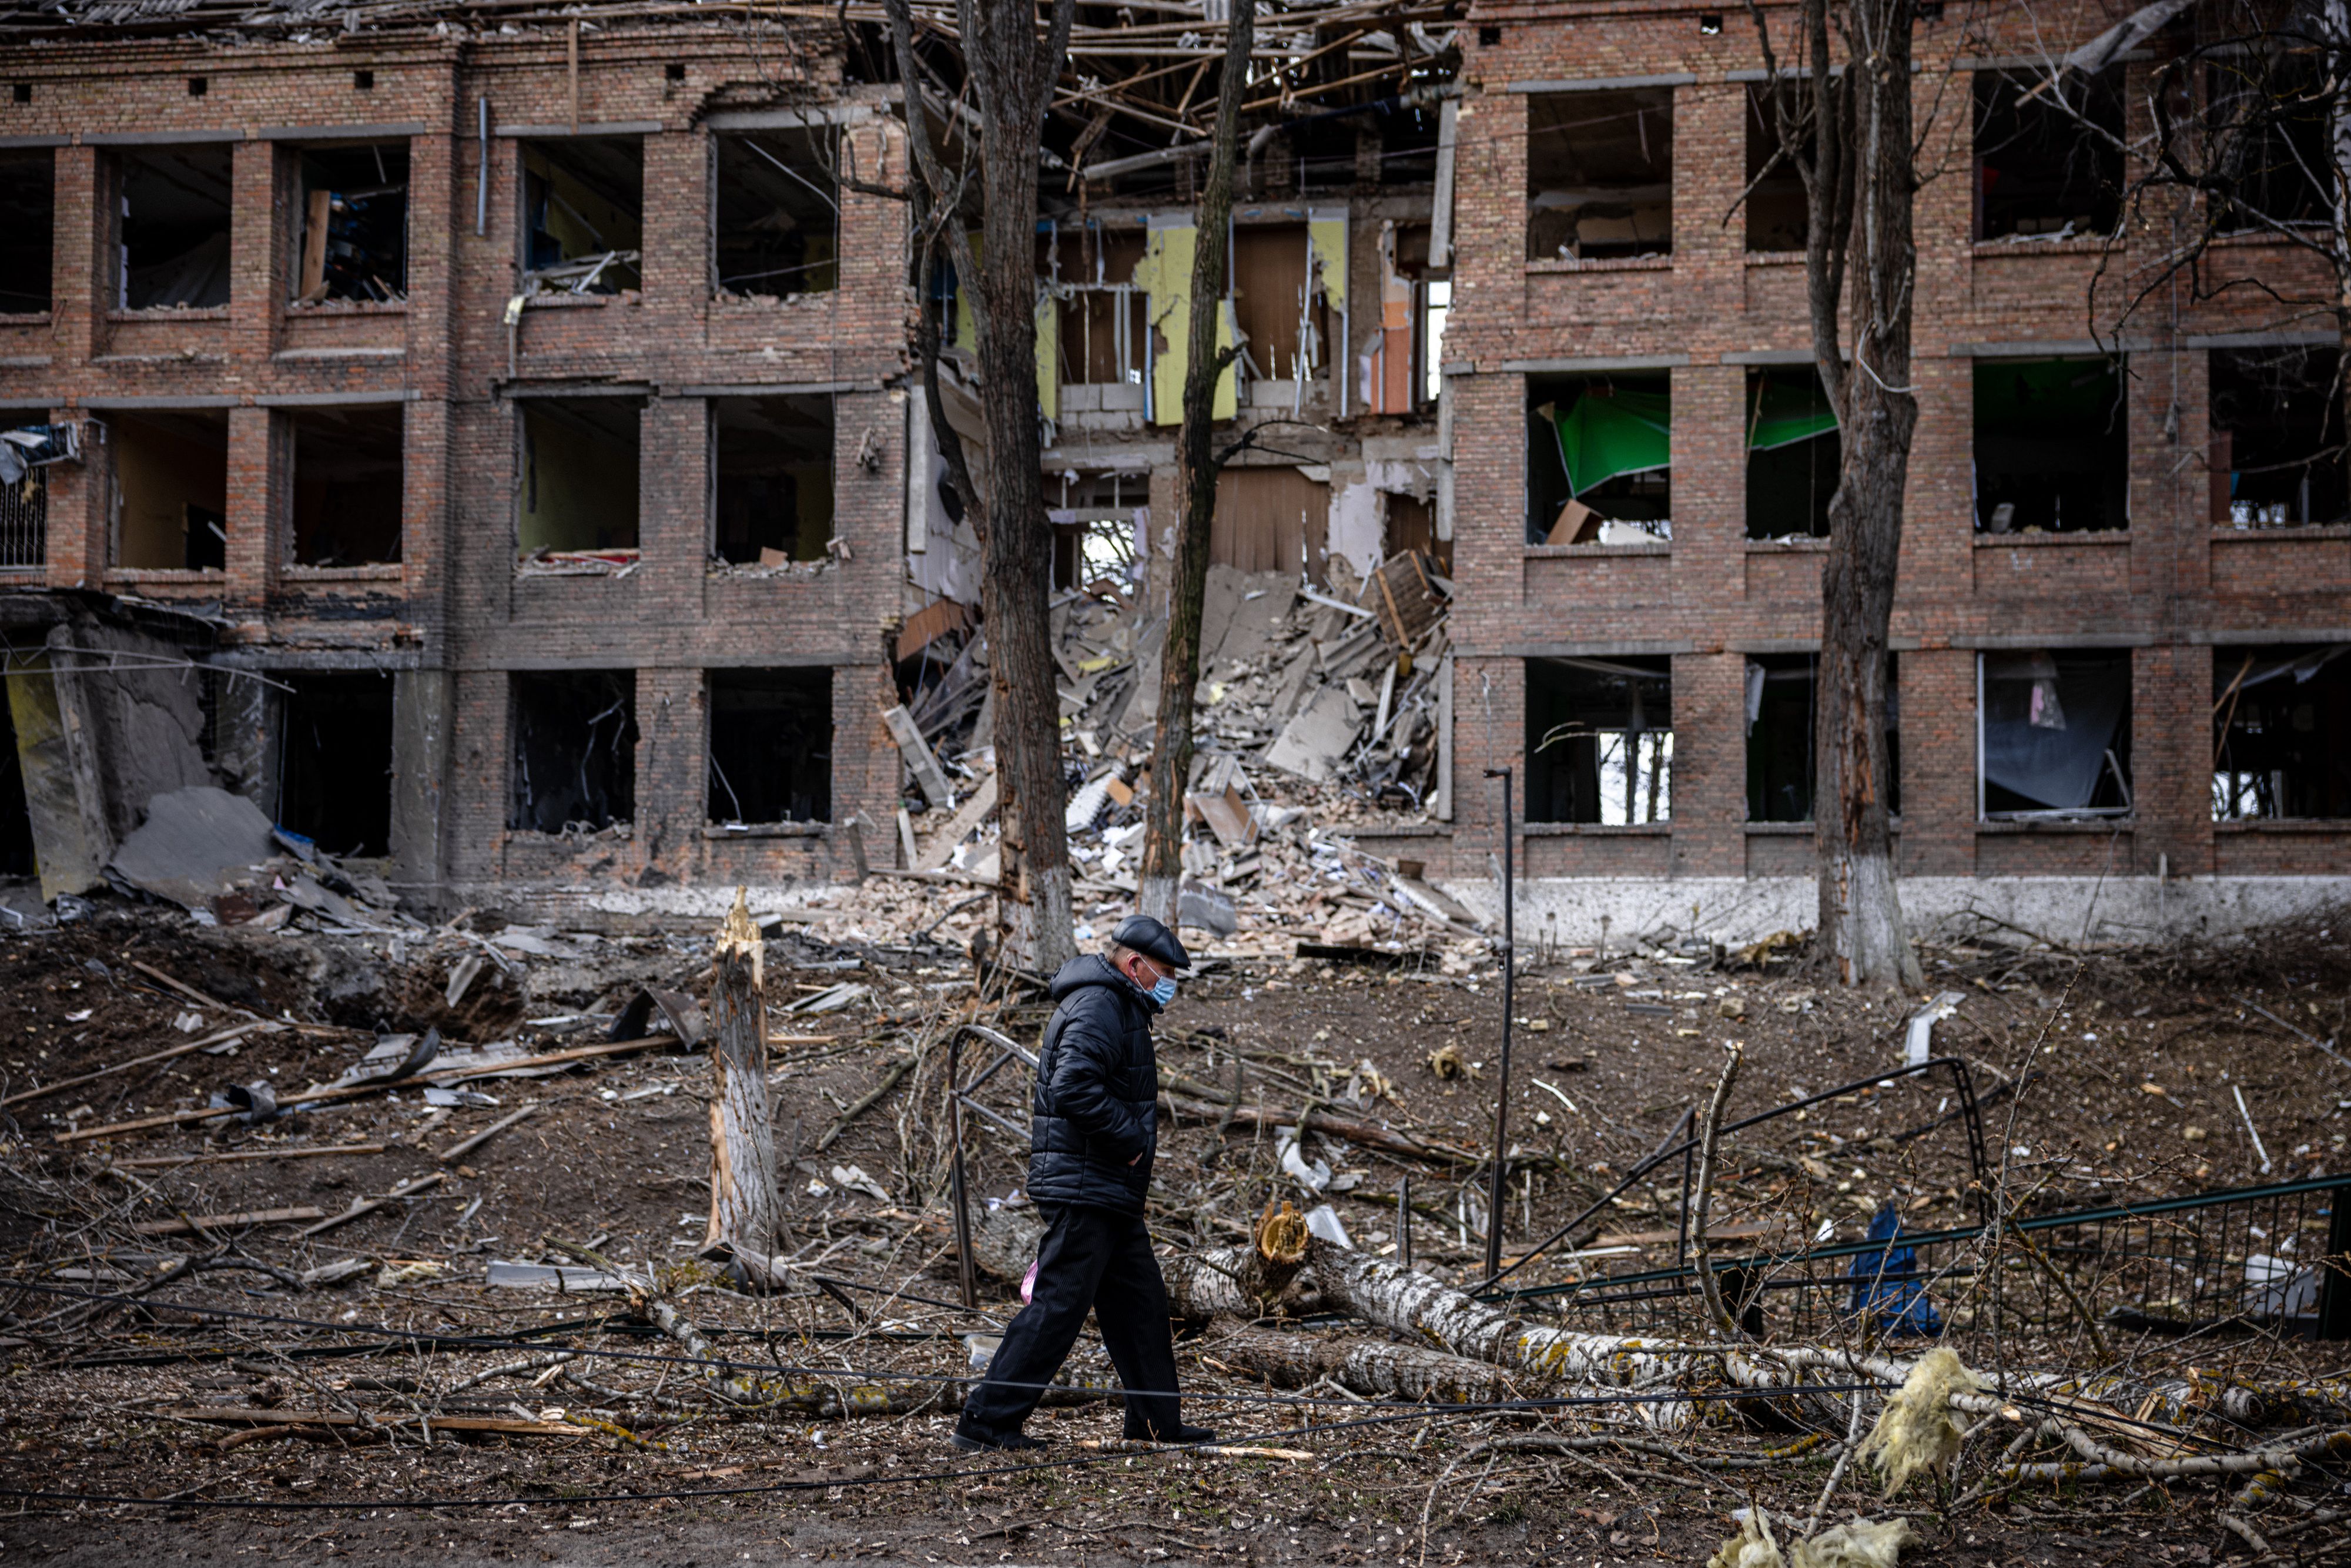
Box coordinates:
[297,1172,446,1237]
[815,1052,916,1152]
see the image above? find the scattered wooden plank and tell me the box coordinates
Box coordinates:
[128,960,249,1018]
[914,770,999,872]
[2,1024,260,1109]
[130,1206,326,1237]
[109,1143,387,1170]
[438,1104,537,1164]
[880,703,955,808]
[298,1172,446,1238]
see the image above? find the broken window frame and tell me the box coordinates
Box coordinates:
[1526,370,1672,545]
[508,668,639,835]
[711,125,840,300]
[1742,85,1809,253]
[708,393,836,568]
[0,149,55,314]
[1047,220,1150,394]
[518,136,645,298]
[284,402,405,567]
[1525,85,1675,263]
[1972,355,2129,535]
[1525,655,1673,826]
[287,139,410,306]
[2208,343,2347,527]
[114,143,235,311]
[106,409,230,572]
[1745,366,1840,540]
[1977,648,2134,821]
[1971,66,2125,243]
[705,666,834,828]
[1744,652,1900,822]
[2211,644,2351,821]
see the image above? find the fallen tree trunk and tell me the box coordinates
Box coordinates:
[1208,1328,1523,1405]
[1163,1201,1310,1320]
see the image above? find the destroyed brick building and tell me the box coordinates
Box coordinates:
[0,0,2345,943]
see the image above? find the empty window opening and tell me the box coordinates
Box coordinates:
[0,685,35,880]
[1528,371,1671,544]
[293,142,408,304]
[1974,69,2122,242]
[1747,367,1839,539]
[2213,645,2351,820]
[274,672,393,857]
[1233,223,1329,384]
[1980,649,2132,819]
[0,152,54,313]
[1743,86,1807,252]
[518,398,640,558]
[1745,653,1899,822]
[1974,357,2126,534]
[118,144,233,309]
[1212,465,1329,585]
[2209,345,2345,526]
[288,404,403,566]
[1378,98,1443,186]
[510,669,637,834]
[110,409,228,570]
[1528,656,1672,825]
[1287,117,1360,195]
[2206,55,2329,229]
[1051,224,1148,390]
[1385,491,1450,577]
[707,667,832,826]
[714,129,838,299]
[1527,86,1673,262]
[712,394,833,565]
[521,138,642,296]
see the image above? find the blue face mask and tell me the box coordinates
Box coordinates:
[1148,976,1178,1007]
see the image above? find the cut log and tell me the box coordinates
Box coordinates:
[705,890,782,1267]
[968,1201,1044,1285]
[1163,1200,1309,1319]
[1211,1329,1523,1406]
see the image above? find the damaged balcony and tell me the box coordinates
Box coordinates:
[706,666,832,834]
[286,403,403,569]
[108,409,228,575]
[516,397,641,575]
[713,128,838,302]
[509,669,636,839]
[711,394,833,573]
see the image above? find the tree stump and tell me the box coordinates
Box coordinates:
[705,887,782,1273]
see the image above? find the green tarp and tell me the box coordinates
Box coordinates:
[1544,388,1671,496]
[1746,375,1840,451]
[1973,357,2121,428]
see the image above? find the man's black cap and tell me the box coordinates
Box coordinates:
[1113,913,1190,972]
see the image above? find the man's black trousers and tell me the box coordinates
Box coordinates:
[957,1202,1183,1441]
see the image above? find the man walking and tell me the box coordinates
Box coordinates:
[952,914,1215,1452]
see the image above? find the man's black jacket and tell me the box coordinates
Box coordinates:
[1026,954,1160,1214]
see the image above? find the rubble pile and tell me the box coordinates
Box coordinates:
[888,550,1478,964]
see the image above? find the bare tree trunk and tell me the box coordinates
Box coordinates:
[885,0,1077,973]
[1137,0,1257,926]
[1213,1328,1523,1405]
[704,891,780,1265]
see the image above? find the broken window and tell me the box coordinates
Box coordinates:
[712,394,833,565]
[1211,465,1329,584]
[1743,86,1807,252]
[287,404,403,565]
[0,152,53,313]
[1980,649,2132,819]
[1746,367,1839,539]
[0,685,34,879]
[517,398,640,559]
[1233,223,1321,386]
[1378,97,1444,186]
[2207,53,2329,229]
[1973,68,2122,242]
[2209,345,2346,526]
[714,129,838,298]
[291,142,407,304]
[707,667,832,826]
[118,144,233,309]
[1527,656,1672,825]
[1974,357,2126,534]
[273,672,393,857]
[110,409,228,570]
[2213,645,2351,820]
[1526,86,1673,262]
[1051,223,1148,393]
[1745,653,1900,821]
[509,669,637,834]
[520,138,642,296]
[1527,371,1670,544]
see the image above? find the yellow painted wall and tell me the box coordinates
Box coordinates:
[112,416,226,569]
[519,406,640,552]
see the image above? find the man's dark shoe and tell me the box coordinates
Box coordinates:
[950,1426,1051,1453]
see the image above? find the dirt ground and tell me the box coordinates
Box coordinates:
[0,896,2345,1565]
